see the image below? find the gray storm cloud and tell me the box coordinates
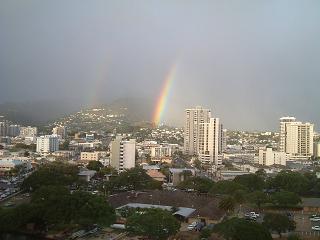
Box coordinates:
[1,0,320,130]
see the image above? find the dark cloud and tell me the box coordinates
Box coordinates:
[1,0,320,130]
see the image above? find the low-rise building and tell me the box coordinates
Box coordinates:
[80,151,106,162]
[258,147,287,166]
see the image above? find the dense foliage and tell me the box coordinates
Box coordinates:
[126,208,180,240]
[22,162,79,191]
[87,161,103,171]
[0,186,116,232]
[105,167,162,192]
[177,176,214,193]
[213,218,272,240]
[263,213,296,237]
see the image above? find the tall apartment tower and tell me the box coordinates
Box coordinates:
[279,117,314,160]
[279,117,296,152]
[36,135,59,153]
[198,118,222,166]
[184,106,211,155]
[110,136,136,172]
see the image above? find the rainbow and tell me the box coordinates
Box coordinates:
[152,65,176,126]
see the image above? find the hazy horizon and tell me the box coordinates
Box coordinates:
[1,0,320,131]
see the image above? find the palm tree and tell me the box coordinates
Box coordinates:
[219,196,236,214]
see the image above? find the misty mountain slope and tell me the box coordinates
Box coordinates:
[0,98,156,126]
[0,101,82,125]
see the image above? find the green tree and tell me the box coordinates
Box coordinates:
[234,174,265,191]
[177,176,214,193]
[232,189,247,204]
[263,213,296,237]
[248,191,269,209]
[267,171,309,194]
[213,218,272,240]
[219,196,236,214]
[270,191,301,207]
[87,161,103,171]
[126,208,180,240]
[22,162,79,191]
[210,180,246,195]
[105,167,161,192]
[255,169,267,180]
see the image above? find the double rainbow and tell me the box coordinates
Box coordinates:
[152,65,176,126]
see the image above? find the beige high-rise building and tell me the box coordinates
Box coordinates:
[198,118,222,166]
[279,117,314,160]
[110,136,136,172]
[184,106,211,155]
[279,117,296,152]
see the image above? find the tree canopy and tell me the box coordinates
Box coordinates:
[105,167,162,192]
[263,213,296,237]
[270,191,301,207]
[210,180,246,195]
[234,174,265,191]
[126,208,180,240]
[22,162,79,191]
[87,161,103,171]
[0,186,116,232]
[213,218,272,240]
[177,176,214,193]
[267,171,309,194]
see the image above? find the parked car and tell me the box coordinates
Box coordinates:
[310,217,320,222]
[312,226,320,231]
[187,222,198,231]
[245,212,260,218]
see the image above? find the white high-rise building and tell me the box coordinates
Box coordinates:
[258,147,287,166]
[20,126,38,138]
[36,135,59,153]
[110,136,136,172]
[279,117,314,160]
[279,117,296,152]
[184,106,211,155]
[52,126,66,139]
[198,118,222,166]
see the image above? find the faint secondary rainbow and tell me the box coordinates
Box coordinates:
[153,65,177,126]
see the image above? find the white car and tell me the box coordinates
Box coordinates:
[245,212,260,218]
[310,217,320,222]
[187,222,198,231]
[250,212,260,217]
[312,226,320,231]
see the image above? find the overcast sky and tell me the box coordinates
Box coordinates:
[1,0,320,130]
